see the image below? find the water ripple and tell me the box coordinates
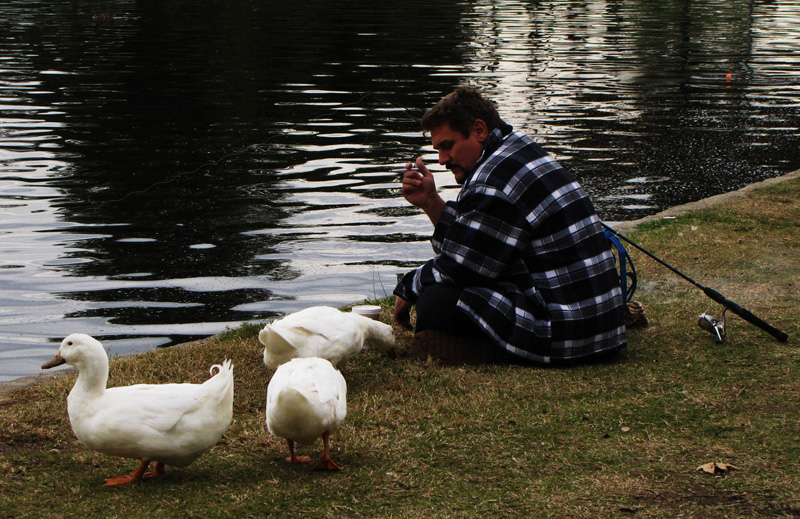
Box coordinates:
[1,0,799,382]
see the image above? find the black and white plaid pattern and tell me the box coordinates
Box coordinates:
[395,125,626,363]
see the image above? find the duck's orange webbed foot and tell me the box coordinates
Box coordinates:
[286,439,313,464]
[103,459,150,487]
[312,430,343,471]
[142,461,166,479]
[313,457,343,471]
[286,454,313,464]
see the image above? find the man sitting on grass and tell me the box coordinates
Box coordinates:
[393,86,627,365]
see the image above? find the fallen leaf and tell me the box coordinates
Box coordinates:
[697,462,740,475]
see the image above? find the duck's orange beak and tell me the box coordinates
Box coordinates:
[42,353,66,369]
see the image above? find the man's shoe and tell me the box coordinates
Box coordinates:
[624,301,648,328]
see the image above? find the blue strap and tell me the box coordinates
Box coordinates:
[605,229,637,302]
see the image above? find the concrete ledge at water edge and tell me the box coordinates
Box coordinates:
[610,169,800,235]
[1,169,798,403]
[0,370,74,405]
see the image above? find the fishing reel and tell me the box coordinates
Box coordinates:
[698,309,727,343]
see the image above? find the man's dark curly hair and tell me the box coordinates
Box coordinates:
[421,87,505,137]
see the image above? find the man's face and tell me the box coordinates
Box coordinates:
[430,121,488,184]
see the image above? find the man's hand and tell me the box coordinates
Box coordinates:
[401,158,445,226]
[393,296,414,331]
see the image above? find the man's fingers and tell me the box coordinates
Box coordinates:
[415,157,431,176]
[402,171,422,189]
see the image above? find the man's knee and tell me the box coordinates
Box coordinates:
[415,284,478,336]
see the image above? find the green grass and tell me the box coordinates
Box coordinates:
[1,178,799,518]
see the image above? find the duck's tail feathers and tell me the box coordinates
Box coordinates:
[209,358,234,377]
[259,324,301,368]
[206,359,235,405]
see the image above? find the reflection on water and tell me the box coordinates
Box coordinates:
[1,0,799,381]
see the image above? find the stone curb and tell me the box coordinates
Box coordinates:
[611,169,800,234]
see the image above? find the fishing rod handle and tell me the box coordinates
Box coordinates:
[704,287,789,343]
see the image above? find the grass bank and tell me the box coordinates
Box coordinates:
[1,175,799,518]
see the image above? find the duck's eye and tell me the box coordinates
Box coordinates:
[67,341,73,346]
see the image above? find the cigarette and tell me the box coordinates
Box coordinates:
[393,167,419,173]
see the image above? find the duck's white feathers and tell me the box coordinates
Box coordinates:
[259,305,395,369]
[266,357,346,446]
[53,334,234,468]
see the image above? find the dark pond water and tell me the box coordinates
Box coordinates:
[2,0,799,381]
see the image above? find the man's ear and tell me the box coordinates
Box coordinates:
[473,119,489,143]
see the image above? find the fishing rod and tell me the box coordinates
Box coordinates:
[602,223,789,343]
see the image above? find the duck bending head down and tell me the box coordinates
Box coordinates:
[42,333,234,487]
[266,356,347,471]
[259,305,396,370]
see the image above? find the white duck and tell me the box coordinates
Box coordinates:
[259,305,396,370]
[266,357,346,471]
[41,333,234,487]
